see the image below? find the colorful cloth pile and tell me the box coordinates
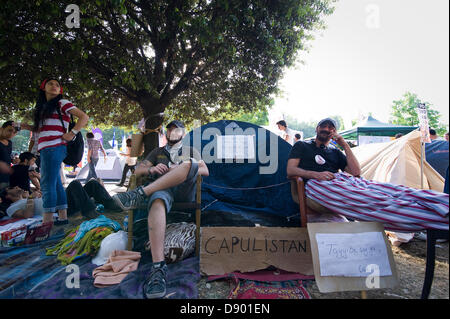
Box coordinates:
[46,226,114,265]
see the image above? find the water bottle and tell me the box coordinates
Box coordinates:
[123,216,128,232]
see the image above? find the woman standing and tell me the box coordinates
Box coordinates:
[116,138,137,187]
[33,78,89,224]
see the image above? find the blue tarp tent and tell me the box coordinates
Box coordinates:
[182,120,300,226]
[425,140,449,178]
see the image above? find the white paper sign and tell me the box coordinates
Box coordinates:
[316,232,392,277]
[216,135,255,160]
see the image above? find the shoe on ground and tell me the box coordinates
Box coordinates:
[112,186,147,211]
[143,261,168,299]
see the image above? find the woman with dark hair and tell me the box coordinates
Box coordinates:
[32,78,89,225]
[117,138,137,187]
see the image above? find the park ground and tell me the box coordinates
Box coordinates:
[57,180,449,300]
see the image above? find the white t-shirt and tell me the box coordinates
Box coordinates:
[125,147,137,166]
[282,128,295,145]
[6,198,45,218]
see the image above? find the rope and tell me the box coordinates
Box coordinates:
[142,124,162,135]
[201,181,290,191]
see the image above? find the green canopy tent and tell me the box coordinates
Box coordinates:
[339,115,418,145]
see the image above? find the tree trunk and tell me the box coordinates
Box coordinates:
[139,96,166,158]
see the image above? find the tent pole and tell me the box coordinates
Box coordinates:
[420,141,424,189]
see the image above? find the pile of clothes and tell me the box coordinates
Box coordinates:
[46,215,121,265]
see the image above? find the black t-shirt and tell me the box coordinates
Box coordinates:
[288,140,347,175]
[144,145,201,180]
[0,140,12,183]
[10,164,31,192]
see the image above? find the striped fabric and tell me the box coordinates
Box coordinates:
[37,99,76,151]
[305,173,449,232]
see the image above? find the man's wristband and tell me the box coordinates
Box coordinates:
[71,129,79,135]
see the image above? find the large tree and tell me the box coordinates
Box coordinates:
[0,0,334,154]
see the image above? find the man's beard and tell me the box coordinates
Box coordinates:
[316,130,331,143]
[167,137,183,146]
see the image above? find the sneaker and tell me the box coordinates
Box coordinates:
[112,186,147,211]
[143,261,168,299]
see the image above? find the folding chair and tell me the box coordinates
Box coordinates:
[125,174,203,256]
[289,176,318,227]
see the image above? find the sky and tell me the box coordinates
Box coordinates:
[270,0,449,131]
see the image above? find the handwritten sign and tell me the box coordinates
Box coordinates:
[316,232,392,277]
[416,103,431,143]
[216,135,255,160]
[200,227,313,276]
[307,222,398,293]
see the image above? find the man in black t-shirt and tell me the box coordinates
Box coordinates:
[287,118,361,182]
[10,152,37,193]
[112,120,209,299]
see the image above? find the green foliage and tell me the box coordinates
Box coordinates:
[0,0,335,130]
[390,92,447,135]
[234,109,269,126]
[283,114,345,139]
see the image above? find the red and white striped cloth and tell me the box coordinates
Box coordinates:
[37,99,76,151]
[305,173,449,232]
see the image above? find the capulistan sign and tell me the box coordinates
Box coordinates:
[200,227,314,276]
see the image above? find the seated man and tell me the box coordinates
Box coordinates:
[287,118,449,232]
[112,120,209,299]
[9,152,39,193]
[287,118,361,182]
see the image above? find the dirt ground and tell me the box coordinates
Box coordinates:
[56,181,449,300]
[197,238,449,299]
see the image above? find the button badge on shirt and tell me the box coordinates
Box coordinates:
[315,155,326,165]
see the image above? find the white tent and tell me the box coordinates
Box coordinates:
[76,149,125,181]
[352,130,444,191]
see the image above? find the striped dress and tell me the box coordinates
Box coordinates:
[305,173,449,232]
[37,99,76,151]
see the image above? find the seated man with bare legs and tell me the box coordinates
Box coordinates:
[112,120,209,299]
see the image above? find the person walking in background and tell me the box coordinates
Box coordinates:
[276,120,295,145]
[86,132,107,182]
[32,78,89,225]
[117,138,137,187]
[28,130,41,172]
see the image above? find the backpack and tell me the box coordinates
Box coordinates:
[56,108,84,166]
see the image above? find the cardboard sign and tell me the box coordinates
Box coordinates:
[200,227,313,276]
[307,222,398,293]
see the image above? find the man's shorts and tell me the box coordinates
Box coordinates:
[145,159,199,213]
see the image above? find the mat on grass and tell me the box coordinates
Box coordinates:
[0,233,66,298]
[24,253,200,299]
